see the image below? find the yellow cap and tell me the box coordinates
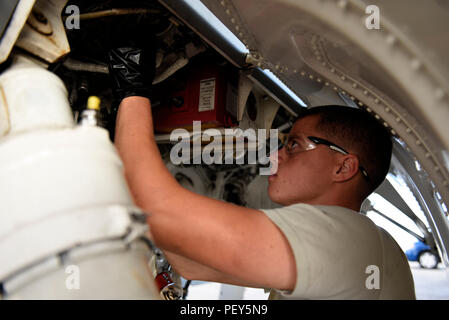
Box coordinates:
[87,96,101,110]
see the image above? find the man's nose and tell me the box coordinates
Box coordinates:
[275,145,287,164]
[268,149,279,175]
[269,146,286,167]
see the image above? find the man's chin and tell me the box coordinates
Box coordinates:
[267,186,285,206]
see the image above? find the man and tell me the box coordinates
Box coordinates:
[108,43,415,299]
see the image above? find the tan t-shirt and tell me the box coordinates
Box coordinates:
[261,204,415,299]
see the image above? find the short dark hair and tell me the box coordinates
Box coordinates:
[295,105,392,195]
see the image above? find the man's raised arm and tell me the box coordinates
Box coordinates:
[109,43,296,292]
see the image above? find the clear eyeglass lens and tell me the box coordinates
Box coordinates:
[285,135,317,154]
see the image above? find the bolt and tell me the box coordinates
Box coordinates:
[338,0,348,9]
[386,34,396,45]
[411,59,422,71]
[32,9,47,24]
[435,88,445,100]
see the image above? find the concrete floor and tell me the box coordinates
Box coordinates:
[185,262,449,300]
[409,262,449,300]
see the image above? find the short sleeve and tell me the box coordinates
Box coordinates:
[261,204,384,299]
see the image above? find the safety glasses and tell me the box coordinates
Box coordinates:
[283,133,370,181]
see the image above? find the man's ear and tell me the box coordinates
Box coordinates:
[333,154,360,182]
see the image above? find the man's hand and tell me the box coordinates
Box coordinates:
[108,47,155,102]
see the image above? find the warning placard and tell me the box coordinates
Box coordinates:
[198,78,216,112]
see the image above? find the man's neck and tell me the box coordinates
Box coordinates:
[291,189,363,212]
[305,198,362,212]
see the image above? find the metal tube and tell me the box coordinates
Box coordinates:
[370,208,425,243]
[247,68,305,116]
[62,58,109,74]
[65,8,160,21]
[157,0,248,68]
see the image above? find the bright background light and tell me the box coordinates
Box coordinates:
[367,174,428,251]
[184,0,249,54]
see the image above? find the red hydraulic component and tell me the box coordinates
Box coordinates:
[153,61,238,133]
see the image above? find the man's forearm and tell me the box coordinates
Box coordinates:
[163,249,263,288]
[114,96,179,211]
[114,98,251,285]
